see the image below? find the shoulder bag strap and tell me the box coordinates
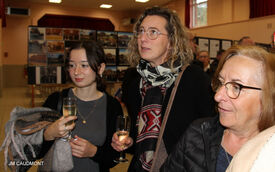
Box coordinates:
[150,64,189,172]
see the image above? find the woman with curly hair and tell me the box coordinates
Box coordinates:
[111,7,215,171]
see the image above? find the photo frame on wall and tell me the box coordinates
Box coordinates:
[104,48,117,65]
[47,53,64,65]
[63,29,80,40]
[209,39,220,58]
[47,41,65,53]
[103,66,117,82]
[80,29,96,41]
[28,40,47,54]
[29,27,45,41]
[117,32,133,48]
[46,28,63,40]
[222,40,232,51]
[198,38,209,51]
[97,31,117,48]
[28,54,47,66]
[118,48,129,66]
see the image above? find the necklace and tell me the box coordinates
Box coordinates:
[76,100,97,124]
[72,88,101,124]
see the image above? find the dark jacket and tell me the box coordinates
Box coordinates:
[161,116,224,172]
[122,64,216,171]
[42,88,122,172]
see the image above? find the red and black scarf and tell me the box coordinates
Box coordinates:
[135,59,181,171]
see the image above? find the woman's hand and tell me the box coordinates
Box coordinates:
[70,135,97,158]
[111,132,133,152]
[44,116,77,141]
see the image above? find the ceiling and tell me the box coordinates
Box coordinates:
[7,0,173,11]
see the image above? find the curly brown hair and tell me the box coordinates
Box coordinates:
[127,6,193,69]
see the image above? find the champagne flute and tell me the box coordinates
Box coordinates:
[114,115,130,163]
[62,97,77,141]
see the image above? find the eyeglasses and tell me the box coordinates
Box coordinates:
[216,81,262,99]
[134,28,167,40]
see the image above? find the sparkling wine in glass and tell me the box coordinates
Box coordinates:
[62,97,77,140]
[114,115,130,163]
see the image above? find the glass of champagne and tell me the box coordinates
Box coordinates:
[62,97,77,141]
[114,115,130,163]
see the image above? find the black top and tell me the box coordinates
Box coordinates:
[122,64,216,171]
[42,88,122,172]
[161,116,224,172]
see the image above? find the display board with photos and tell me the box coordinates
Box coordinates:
[27,26,133,84]
[195,36,273,60]
[195,37,233,59]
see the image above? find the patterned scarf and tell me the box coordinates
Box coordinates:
[135,59,181,171]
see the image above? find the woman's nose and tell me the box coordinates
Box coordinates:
[74,65,81,75]
[214,85,227,102]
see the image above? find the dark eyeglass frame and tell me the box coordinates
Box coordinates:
[134,28,167,40]
[217,81,262,99]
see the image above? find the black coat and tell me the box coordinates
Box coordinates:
[122,64,216,171]
[161,116,224,172]
[42,88,122,172]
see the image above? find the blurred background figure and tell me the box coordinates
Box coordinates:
[238,36,255,46]
[209,49,225,79]
[188,31,199,59]
[197,50,210,73]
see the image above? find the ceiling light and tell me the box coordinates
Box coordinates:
[49,0,62,3]
[135,0,149,3]
[100,4,112,8]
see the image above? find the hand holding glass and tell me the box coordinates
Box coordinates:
[114,115,130,163]
[62,97,77,140]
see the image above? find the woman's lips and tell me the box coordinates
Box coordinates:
[75,78,83,82]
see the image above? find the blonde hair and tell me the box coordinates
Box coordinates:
[212,45,275,131]
[127,7,193,69]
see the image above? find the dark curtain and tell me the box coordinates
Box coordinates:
[250,0,275,18]
[0,0,6,27]
[185,0,190,28]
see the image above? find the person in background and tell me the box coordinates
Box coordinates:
[161,45,275,172]
[197,50,210,73]
[111,7,215,171]
[42,41,122,172]
[209,49,225,79]
[188,31,199,59]
[238,36,255,46]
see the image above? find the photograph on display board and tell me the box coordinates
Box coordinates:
[28,53,47,66]
[117,32,133,48]
[63,29,80,40]
[40,66,57,84]
[47,41,65,53]
[29,27,45,40]
[103,66,117,82]
[104,48,117,65]
[28,40,47,54]
[80,29,96,41]
[97,31,117,48]
[118,48,129,65]
[47,53,64,65]
[117,66,128,81]
[46,28,63,40]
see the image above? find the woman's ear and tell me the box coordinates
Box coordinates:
[98,63,106,76]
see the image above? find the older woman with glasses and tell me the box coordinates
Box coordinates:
[161,45,275,172]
